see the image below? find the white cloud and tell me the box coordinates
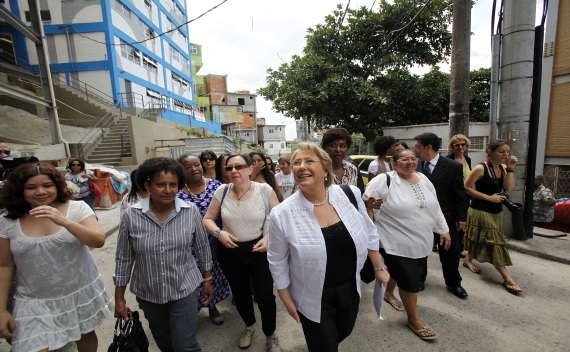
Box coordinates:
[186,0,495,139]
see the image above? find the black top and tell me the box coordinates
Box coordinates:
[471,162,504,214]
[446,151,472,170]
[321,220,356,287]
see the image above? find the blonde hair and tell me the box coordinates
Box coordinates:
[278,154,291,164]
[291,143,334,187]
[448,134,471,150]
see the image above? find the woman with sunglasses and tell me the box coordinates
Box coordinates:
[200,150,217,180]
[447,134,472,181]
[203,154,281,351]
[0,162,114,352]
[215,153,231,184]
[249,152,284,203]
[177,154,230,326]
[65,159,98,210]
[268,143,389,351]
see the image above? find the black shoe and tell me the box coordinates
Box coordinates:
[419,281,425,291]
[432,245,439,252]
[447,286,468,299]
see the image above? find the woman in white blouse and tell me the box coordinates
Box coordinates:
[364,149,450,341]
[268,143,389,351]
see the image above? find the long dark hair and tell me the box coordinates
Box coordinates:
[199,150,217,171]
[248,152,276,189]
[215,153,230,183]
[1,162,70,219]
[127,169,143,203]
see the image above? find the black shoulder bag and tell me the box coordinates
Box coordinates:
[340,175,391,284]
[107,311,149,352]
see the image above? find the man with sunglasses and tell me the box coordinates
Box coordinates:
[414,133,470,299]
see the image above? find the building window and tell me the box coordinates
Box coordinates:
[169,45,180,62]
[144,0,152,10]
[120,40,141,65]
[142,55,158,74]
[115,0,131,19]
[171,72,190,87]
[238,98,245,105]
[199,106,208,113]
[281,143,285,149]
[469,136,486,150]
[268,128,274,133]
[182,57,190,69]
[190,45,198,55]
[269,143,274,149]
[24,10,51,22]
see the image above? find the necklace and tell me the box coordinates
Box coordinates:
[185,179,207,201]
[312,189,329,206]
[233,182,252,206]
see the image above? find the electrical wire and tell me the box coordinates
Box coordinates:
[71,0,230,47]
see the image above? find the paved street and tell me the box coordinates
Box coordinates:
[89,229,570,352]
[2,218,569,352]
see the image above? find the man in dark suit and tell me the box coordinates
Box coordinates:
[414,132,470,299]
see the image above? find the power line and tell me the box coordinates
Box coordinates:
[71,0,230,47]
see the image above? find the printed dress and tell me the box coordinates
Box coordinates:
[0,201,114,352]
[176,179,231,309]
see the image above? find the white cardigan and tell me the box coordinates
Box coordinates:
[268,184,379,323]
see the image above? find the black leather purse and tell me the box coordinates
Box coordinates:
[108,311,149,352]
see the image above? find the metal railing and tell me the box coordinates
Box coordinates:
[76,101,122,160]
[139,101,165,119]
[119,92,144,108]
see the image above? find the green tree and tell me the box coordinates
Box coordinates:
[258,0,453,139]
[469,67,491,122]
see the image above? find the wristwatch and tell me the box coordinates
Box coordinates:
[506,167,514,173]
[374,265,387,271]
[213,228,222,238]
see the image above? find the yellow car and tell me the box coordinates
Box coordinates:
[349,155,376,186]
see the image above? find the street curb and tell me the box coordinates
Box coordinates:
[506,243,570,265]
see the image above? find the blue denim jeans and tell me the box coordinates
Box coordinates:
[79,193,95,210]
[136,289,201,352]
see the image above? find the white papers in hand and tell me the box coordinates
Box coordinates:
[372,281,386,320]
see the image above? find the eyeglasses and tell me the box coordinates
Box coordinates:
[397,157,419,163]
[70,163,81,167]
[453,143,467,148]
[0,150,10,155]
[292,159,320,167]
[202,157,215,162]
[224,164,248,172]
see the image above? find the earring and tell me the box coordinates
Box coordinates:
[325,177,328,182]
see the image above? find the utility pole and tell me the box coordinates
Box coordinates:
[496,0,536,238]
[448,0,471,139]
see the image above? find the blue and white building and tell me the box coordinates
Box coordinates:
[0,0,220,133]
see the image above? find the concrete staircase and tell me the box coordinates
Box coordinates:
[85,118,131,167]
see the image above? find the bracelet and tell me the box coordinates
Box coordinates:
[506,167,514,173]
[374,265,387,271]
[203,277,212,282]
[213,228,222,238]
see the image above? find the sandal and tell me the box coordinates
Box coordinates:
[407,322,438,340]
[384,298,404,311]
[462,262,481,274]
[503,281,522,295]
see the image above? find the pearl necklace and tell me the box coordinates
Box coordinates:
[234,182,252,206]
[312,189,329,206]
[184,179,207,201]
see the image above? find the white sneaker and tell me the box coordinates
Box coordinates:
[266,334,282,352]
[239,326,255,349]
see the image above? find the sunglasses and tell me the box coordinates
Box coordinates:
[0,150,10,155]
[70,164,81,166]
[202,157,215,162]
[224,164,247,172]
[454,143,467,148]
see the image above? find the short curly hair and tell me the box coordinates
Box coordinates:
[1,162,70,219]
[321,128,352,150]
[135,157,185,192]
[372,135,396,156]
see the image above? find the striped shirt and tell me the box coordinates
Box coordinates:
[114,197,212,304]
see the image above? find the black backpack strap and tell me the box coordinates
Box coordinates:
[340,184,358,210]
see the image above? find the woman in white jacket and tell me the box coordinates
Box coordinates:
[268,143,389,352]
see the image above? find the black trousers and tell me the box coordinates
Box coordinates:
[422,219,463,287]
[298,278,360,352]
[218,238,277,336]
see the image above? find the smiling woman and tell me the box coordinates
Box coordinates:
[114,157,214,351]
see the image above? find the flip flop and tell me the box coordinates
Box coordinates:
[407,322,438,340]
[462,262,481,274]
[384,298,404,311]
[503,281,523,295]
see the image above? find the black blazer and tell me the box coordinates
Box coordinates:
[419,156,469,224]
[446,151,472,170]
